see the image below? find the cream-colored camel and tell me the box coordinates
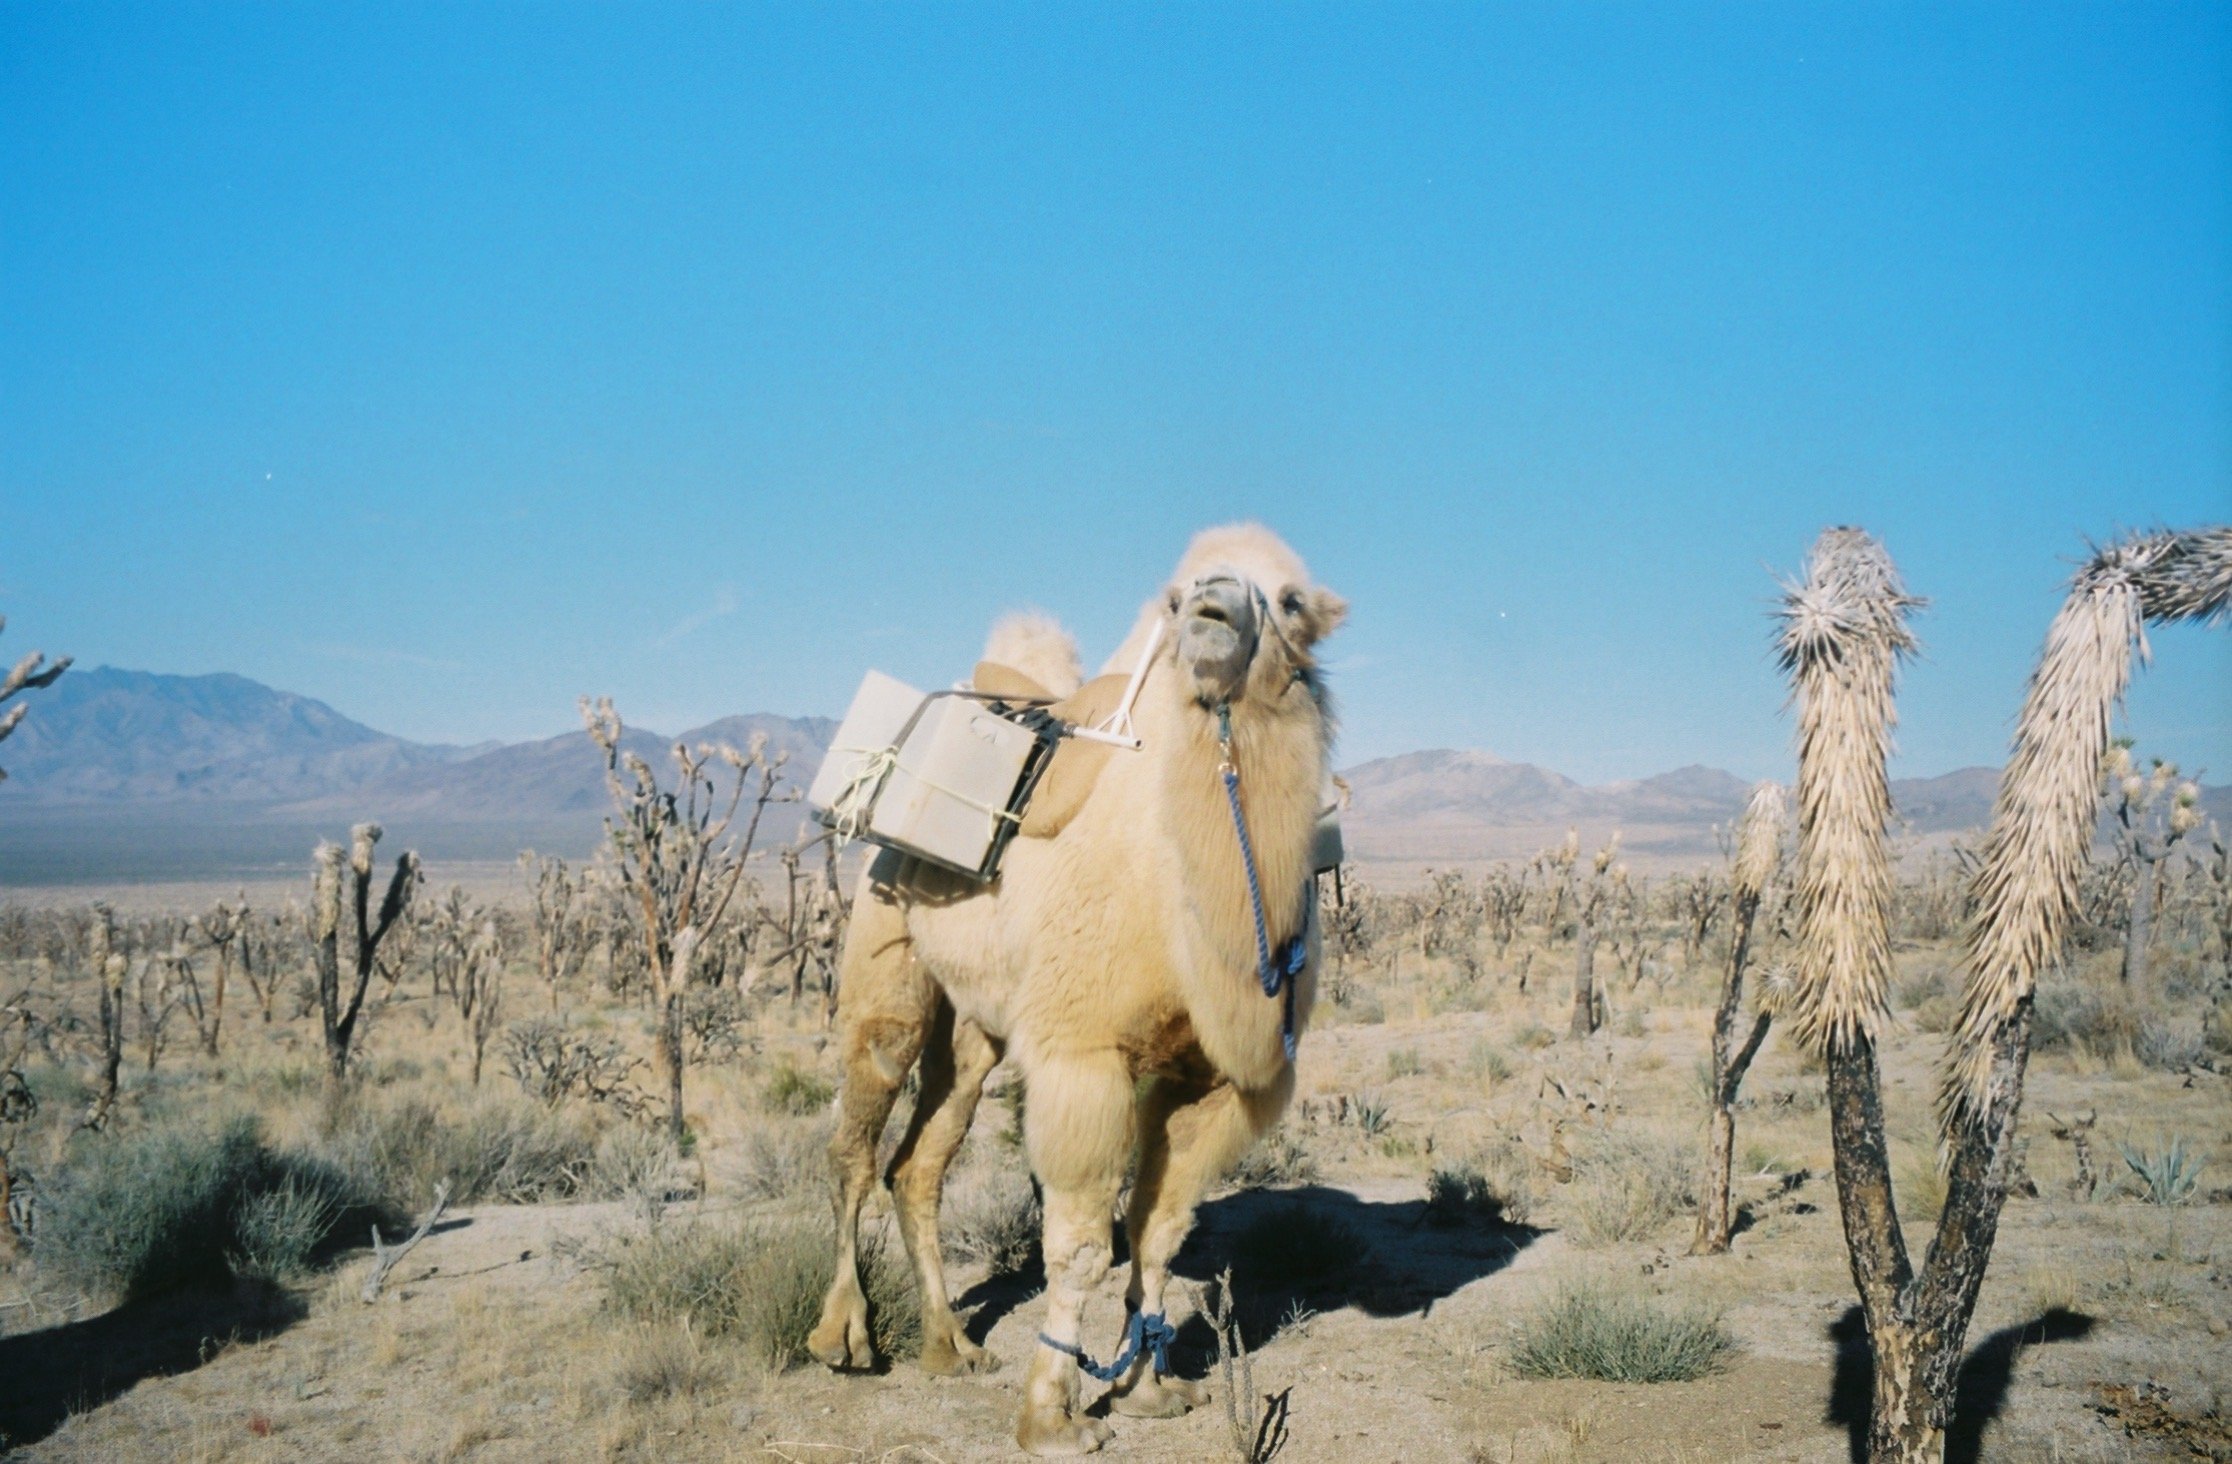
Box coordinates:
[807,524,1344,1455]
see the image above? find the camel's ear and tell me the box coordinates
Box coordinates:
[1296,586,1348,644]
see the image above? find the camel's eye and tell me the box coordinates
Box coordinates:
[1166,589,1182,614]
[1280,590,1305,617]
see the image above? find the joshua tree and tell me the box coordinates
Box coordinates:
[2099,743,2203,986]
[313,824,421,1090]
[1693,781,1787,1255]
[583,696,786,1142]
[82,905,125,1130]
[193,896,250,1055]
[0,616,69,783]
[1676,868,1730,971]
[1566,833,1623,1039]
[1778,524,2228,1462]
[519,851,587,1011]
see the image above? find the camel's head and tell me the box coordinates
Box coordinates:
[1161,523,1347,710]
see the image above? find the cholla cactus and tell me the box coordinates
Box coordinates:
[0,616,69,784]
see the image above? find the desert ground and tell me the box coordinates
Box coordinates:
[1,853,2226,1464]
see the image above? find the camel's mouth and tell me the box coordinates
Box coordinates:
[1174,573,1261,701]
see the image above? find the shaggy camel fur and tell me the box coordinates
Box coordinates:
[807,525,1345,1455]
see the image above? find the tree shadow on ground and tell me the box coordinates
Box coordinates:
[1826,1304,2098,1464]
[958,1185,1537,1375]
[0,1279,307,1449]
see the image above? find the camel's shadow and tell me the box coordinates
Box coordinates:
[959,1184,1538,1370]
[0,1280,308,1448]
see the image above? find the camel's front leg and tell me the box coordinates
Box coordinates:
[886,1007,1003,1376]
[810,894,932,1372]
[1108,1068,1293,1419]
[1016,1051,1134,1456]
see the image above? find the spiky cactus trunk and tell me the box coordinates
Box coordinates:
[1781,525,2228,1463]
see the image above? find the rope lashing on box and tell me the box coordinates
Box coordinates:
[823,746,901,846]
[823,741,1025,853]
[1038,1308,1177,1382]
[1216,701,1309,1061]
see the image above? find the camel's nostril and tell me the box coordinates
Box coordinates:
[1195,604,1229,626]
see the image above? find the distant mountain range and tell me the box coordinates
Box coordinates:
[1,667,2223,883]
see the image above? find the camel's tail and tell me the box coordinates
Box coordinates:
[981,611,1083,698]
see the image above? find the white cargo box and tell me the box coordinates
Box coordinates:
[809,671,1046,879]
[869,696,1040,875]
[806,670,927,814]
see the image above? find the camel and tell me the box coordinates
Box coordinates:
[806,524,1345,1455]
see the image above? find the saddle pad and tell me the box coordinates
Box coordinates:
[969,663,1125,841]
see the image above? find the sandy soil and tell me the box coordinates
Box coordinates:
[6,974,2226,1464]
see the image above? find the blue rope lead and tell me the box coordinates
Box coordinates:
[1218,727,1310,1060]
[1038,1310,1177,1382]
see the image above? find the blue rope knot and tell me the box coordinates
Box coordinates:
[1220,754,1311,1061]
[1038,1309,1177,1382]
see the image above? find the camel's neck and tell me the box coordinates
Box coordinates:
[1138,665,1326,964]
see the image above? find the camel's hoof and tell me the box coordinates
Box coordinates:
[807,1311,875,1371]
[1110,1374,1208,1418]
[1015,1411,1113,1456]
[919,1334,997,1377]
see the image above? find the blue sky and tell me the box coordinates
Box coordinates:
[4,4,2227,783]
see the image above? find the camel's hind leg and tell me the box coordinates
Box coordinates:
[808,887,934,1372]
[1106,1068,1294,1419]
[1015,1050,1135,1456]
[885,1003,1003,1376]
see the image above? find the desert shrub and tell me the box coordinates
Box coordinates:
[1231,1200,1362,1290]
[1426,1140,1534,1227]
[37,1117,387,1302]
[598,1216,919,1369]
[2134,1019,2204,1073]
[591,1125,687,1220]
[1467,1042,1513,1084]
[681,986,753,1064]
[1337,984,1386,1025]
[1507,1285,1736,1383]
[612,1320,724,1403]
[763,1062,835,1117]
[1569,1132,1696,1247]
[1227,1127,1320,1189]
[321,1095,602,1206]
[732,1113,830,1201]
[501,1016,646,1114]
[943,1168,1040,1276]
[1896,1150,1948,1221]
[1385,1048,1425,1080]
[2032,982,2146,1055]
[1512,1020,1555,1051]
[1892,966,1949,1011]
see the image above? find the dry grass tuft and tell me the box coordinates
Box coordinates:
[594,1214,919,1370]
[1567,1131,1696,1247]
[1507,1284,1737,1383]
